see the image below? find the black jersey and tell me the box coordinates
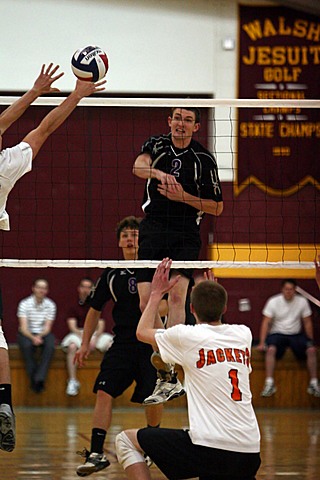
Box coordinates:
[140,133,223,232]
[89,267,141,342]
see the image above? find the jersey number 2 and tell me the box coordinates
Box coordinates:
[228,369,242,401]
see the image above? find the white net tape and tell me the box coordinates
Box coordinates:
[0,259,314,269]
[0,97,319,108]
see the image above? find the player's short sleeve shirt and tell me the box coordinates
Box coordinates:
[262,293,312,335]
[155,323,260,453]
[66,301,90,329]
[0,142,32,230]
[140,133,223,232]
[89,267,141,342]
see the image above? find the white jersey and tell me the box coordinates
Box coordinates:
[0,142,32,230]
[17,295,56,334]
[262,293,312,335]
[155,323,260,453]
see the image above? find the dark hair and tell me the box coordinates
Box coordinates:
[116,216,141,241]
[190,280,227,323]
[171,107,201,123]
[281,278,297,287]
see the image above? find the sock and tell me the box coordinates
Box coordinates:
[265,377,274,385]
[310,378,318,387]
[90,428,106,454]
[0,384,13,409]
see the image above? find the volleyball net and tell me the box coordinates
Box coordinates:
[0,95,318,277]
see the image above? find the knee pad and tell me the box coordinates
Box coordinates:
[0,326,8,349]
[115,431,145,470]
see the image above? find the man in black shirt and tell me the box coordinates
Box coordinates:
[133,107,223,403]
[75,216,163,477]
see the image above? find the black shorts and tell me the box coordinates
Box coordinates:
[266,333,313,360]
[136,218,201,283]
[93,340,157,403]
[137,428,261,480]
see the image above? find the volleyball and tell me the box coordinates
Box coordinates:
[71,45,109,82]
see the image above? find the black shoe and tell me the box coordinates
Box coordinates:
[31,380,45,393]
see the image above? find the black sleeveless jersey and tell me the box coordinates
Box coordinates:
[89,267,141,342]
[140,133,223,232]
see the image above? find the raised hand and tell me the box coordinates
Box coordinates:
[151,258,180,297]
[74,78,107,98]
[33,64,64,94]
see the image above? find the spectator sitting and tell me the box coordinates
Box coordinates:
[17,278,56,393]
[61,278,113,396]
[257,278,319,398]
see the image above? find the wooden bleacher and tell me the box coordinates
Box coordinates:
[8,345,320,409]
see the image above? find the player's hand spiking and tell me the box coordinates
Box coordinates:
[32,64,64,94]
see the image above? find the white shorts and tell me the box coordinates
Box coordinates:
[61,332,113,353]
[0,142,33,230]
[0,325,8,349]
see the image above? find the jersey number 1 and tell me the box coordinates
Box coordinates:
[228,369,242,401]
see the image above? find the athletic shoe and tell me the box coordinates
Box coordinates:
[260,383,277,397]
[143,376,185,405]
[0,404,16,452]
[76,448,110,477]
[144,453,153,467]
[66,379,80,396]
[307,383,320,398]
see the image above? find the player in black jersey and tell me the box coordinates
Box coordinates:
[133,107,223,404]
[75,216,163,477]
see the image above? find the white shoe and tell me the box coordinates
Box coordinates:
[143,376,185,405]
[66,379,80,396]
[307,383,320,397]
[261,383,276,397]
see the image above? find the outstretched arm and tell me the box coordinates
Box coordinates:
[23,78,106,159]
[0,64,63,136]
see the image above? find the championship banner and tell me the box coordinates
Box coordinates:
[236,5,320,196]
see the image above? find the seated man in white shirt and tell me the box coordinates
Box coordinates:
[17,278,57,393]
[257,278,319,397]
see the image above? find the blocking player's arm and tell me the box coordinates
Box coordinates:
[302,316,314,340]
[23,79,106,160]
[0,64,63,136]
[256,315,272,350]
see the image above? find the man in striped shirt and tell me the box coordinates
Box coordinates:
[17,278,56,394]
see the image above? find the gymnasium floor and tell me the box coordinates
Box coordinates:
[1,407,320,479]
